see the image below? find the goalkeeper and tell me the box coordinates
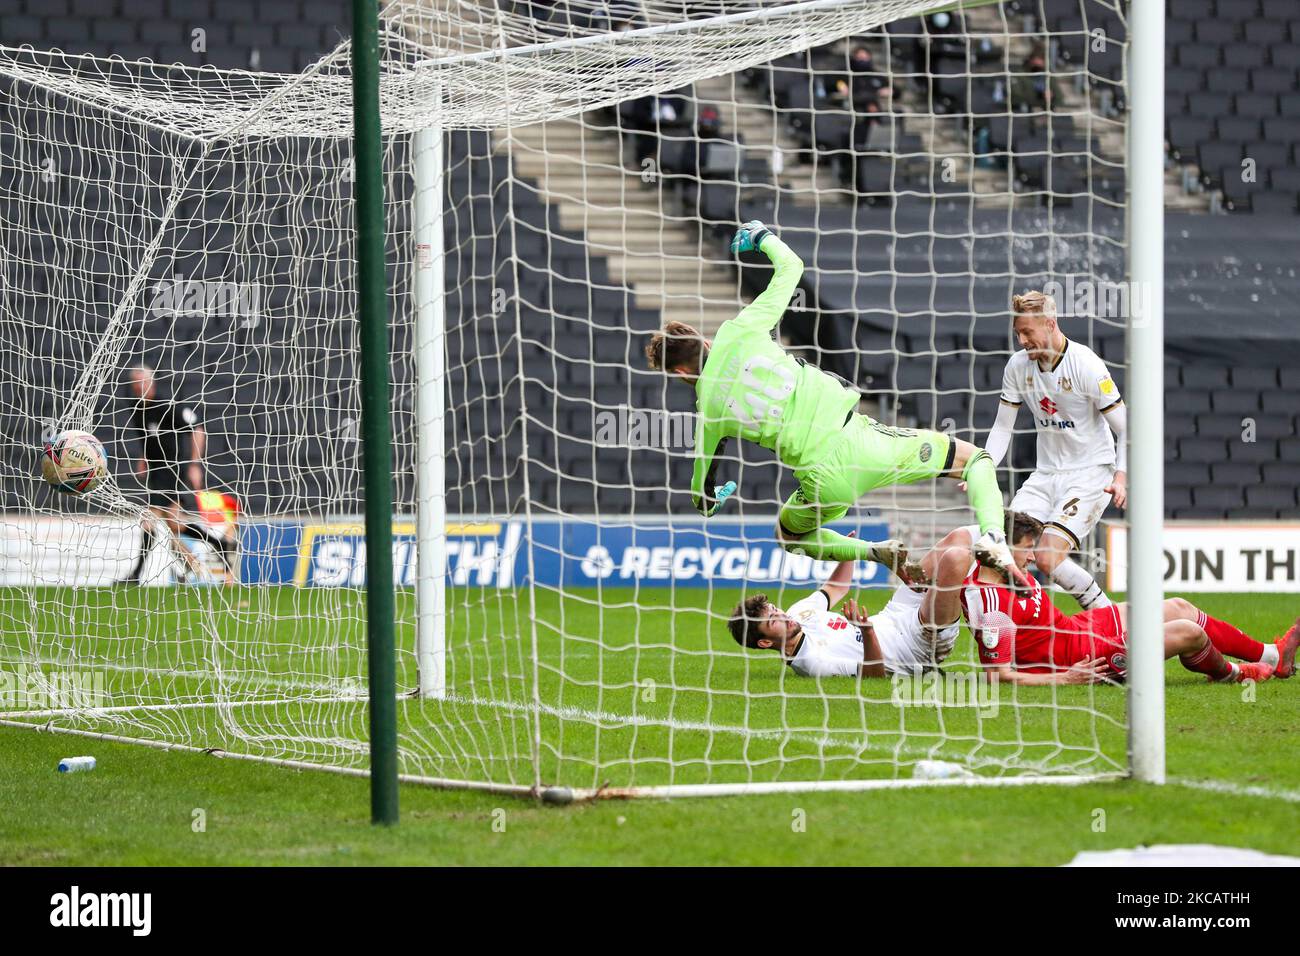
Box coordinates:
[645,221,1016,574]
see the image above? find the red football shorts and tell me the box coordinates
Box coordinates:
[1062,605,1127,678]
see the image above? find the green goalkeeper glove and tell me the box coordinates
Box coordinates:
[730,220,773,255]
[699,480,737,518]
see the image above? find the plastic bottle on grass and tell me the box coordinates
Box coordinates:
[913,759,973,780]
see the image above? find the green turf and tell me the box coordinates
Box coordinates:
[1,587,1296,865]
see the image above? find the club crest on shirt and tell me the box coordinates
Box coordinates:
[918,442,932,463]
[1060,376,1072,392]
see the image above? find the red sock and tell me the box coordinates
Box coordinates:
[1196,610,1264,662]
[1181,641,1236,682]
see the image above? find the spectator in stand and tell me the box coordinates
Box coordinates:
[850,98,884,151]
[835,44,894,112]
[1009,46,1062,112]
[823,45,893,151]
[620,86,692,166]
[697,104,722,140]
[684,104,737,180]
[914,10,962,68]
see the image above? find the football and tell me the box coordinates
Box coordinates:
[41,429,108,495]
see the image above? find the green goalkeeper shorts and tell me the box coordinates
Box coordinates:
[778,415,953,536]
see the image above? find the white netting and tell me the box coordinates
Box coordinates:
[1,0,1131,795]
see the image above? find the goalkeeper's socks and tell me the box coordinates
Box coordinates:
[1196,609,1268,663]
[782,528,883,563]
[1049,558,1113,609]
[1180,641,1235,682]
[961,451,1004,536]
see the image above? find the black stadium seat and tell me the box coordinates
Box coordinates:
[1181,366,1231,390]
[1179,438,1227,462]
[1210,462,1261,486]
[1229,440,1279,464]
[1245,486,1297,512]
[1192,486,1244,514]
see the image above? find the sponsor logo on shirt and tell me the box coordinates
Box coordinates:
[919,441,932,463]
[1039,397,1058,415]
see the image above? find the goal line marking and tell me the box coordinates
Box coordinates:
[0,687,1114,777]
[1171,776,1300,805]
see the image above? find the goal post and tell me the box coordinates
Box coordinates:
[413,117,449,702]
[0,0,1161,801]
[352,0,399,824]
[1125,0,1166,785]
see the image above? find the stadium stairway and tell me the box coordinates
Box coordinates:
[691,70,844,201]
[499,117,743,338]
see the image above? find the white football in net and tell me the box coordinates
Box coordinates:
[41,429,108,495]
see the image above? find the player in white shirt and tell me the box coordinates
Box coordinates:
[979,290,1127,610]
[726,525,987,677]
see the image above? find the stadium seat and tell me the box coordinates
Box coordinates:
[1261,389,1300,413]
[1168,461,1210,487]
[1181,366,1231,390]
[1192,486,1244,513]
[1228,440,1279,464]
[1179,437,1226,461]
[1210,462,1261,486]
[1252,414,1297,440]
[1245,485,1297,512]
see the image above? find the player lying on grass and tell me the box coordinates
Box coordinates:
[645,220,1017,578]
[960,518,1300,685]
[727,523,1000,678]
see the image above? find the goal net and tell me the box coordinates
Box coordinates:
[0,0,1132,798]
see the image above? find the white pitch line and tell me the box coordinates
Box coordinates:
[1171,777,1300,805]
[452,691,883,754]
[435,692,1112,775]
[0,687,1114,777]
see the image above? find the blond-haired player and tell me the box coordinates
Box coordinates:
[977,291,1126,610]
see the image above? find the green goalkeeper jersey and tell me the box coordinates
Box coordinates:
[691,234,860,511]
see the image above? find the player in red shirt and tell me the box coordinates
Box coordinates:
[960,516,1298,686]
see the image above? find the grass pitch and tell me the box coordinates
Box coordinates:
[1,587,1296,865]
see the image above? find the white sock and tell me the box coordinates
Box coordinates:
[1261,644,1280,667]
[1049,557,1113,610]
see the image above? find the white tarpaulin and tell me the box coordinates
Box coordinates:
[1066,844,1300,866]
